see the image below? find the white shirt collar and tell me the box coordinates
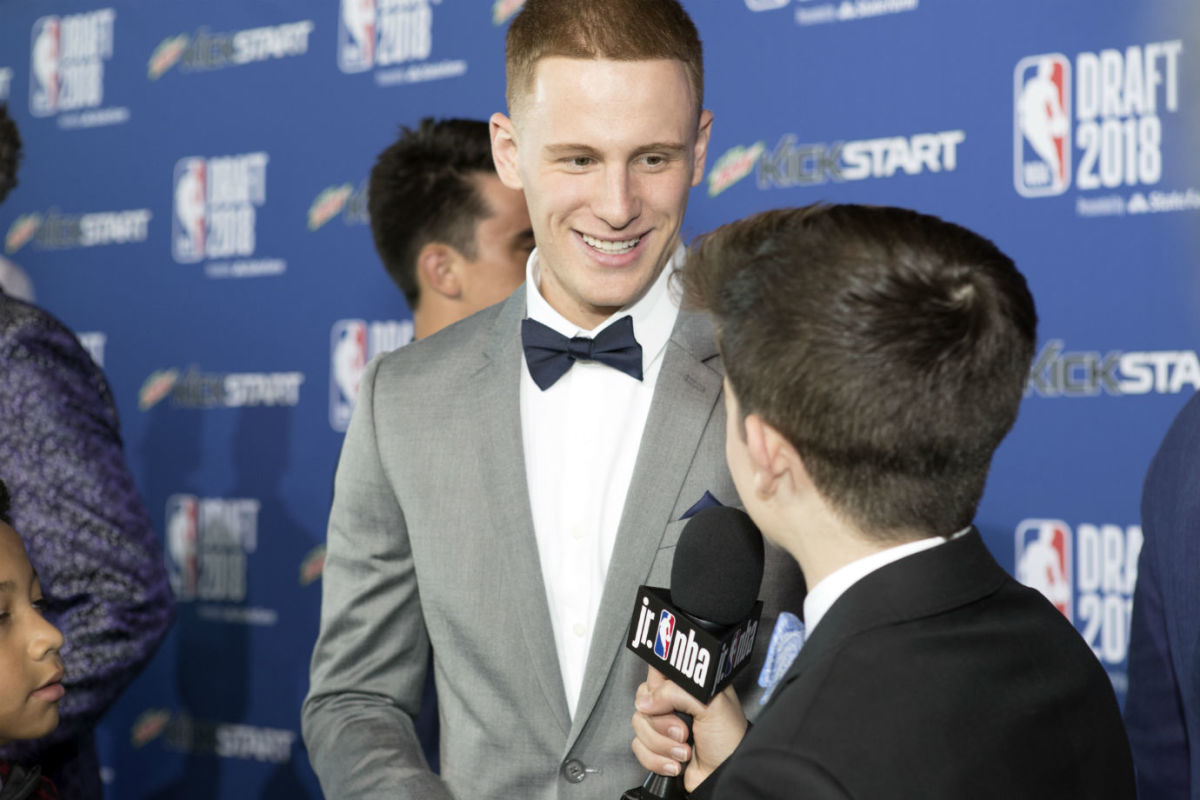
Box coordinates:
[802,527,971,634]
[524,244,683,366]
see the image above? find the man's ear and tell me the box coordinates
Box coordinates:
[744,413,806,498]
[490,112,523,190]
[690,109,714,188]
[416,242,463,301]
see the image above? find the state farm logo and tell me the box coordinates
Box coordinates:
[330,318,413,431]
[1026,340,1200,398]
[1015,519,1141,674]
[1015,42,1194,216]
[337,0,467,86]
[30,9,128,129]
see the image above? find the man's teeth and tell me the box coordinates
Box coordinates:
[581,233,640,254]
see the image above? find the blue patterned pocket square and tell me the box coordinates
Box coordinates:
[758,611,806,705]
[680,491,722,520]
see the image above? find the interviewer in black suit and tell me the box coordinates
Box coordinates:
[631,204,1135,799]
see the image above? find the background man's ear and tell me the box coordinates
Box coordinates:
[416,242,463,301]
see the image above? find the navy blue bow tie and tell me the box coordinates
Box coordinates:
[521,315,643,391]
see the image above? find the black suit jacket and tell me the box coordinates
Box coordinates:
[692,530,1135,799]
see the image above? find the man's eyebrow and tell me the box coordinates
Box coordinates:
[543,143,602,158]
[0,581,14,593]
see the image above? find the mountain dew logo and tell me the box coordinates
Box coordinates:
[308,184,354,230]
[707,142,765,197]
[5,213,41,253]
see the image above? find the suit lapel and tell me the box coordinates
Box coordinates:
[568,309,723,746]
[473,289,572,737]
[766,529,1008,707]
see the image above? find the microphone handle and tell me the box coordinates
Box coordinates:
[621,712,694,800]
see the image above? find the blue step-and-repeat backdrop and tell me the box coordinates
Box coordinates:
[0,1,1197,797]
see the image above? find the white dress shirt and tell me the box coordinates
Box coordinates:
[803,528,971,635]
[520,245,682,717]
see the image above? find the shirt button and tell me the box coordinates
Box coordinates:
[573,622,586,637]
[561,758,587,783]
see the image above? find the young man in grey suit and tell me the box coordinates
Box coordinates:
[632,205,1135,798]
[302,1,802,797]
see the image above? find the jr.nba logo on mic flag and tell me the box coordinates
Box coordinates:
[1014,54,1072,197]
[653,610,676,660]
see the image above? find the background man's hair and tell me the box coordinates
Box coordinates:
[685,204,1038,540]
[0,105,22,205]
[505,0,704,115]
[368,117,497,309]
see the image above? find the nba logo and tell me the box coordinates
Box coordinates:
[165,494,200,601]
[1015,519,1073,621]
[653,610,676,660]
[330,319,368,431]
[29,16,60,117]
[338,0,377,73]
[172,158,207,264]
[1014,54,1072,197]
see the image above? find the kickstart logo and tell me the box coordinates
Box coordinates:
[1015,520,1142,686]
[30,9,129,129]
[1014,41,1196,216]
[330,319,413,431]
[337,0,467,86]
[721,129,964,194]
[1026,340,1200,398]
[147,20,314,79]
[139,366,305,410]
[5,207,150,252]
[173,152,286,278]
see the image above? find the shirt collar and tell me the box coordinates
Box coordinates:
[803,527,971,634]
[524,244,683,366]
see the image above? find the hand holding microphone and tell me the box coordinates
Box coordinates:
[623,507,764,798]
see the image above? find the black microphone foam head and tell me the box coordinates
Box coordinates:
[670,506,764,627]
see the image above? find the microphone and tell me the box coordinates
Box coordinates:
[622,506,765,800]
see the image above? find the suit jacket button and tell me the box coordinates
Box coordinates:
[561,758,587,783]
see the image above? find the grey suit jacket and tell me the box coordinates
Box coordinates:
[302,288,804,799]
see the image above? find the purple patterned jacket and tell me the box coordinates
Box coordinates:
[0,292,173,799]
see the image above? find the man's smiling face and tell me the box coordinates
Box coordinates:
[493,56,712,329]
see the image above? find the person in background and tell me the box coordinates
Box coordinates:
[0,478,63,800]
[368,117,534,341]
[631,204,1135,799]
[1125,389,1200,800]
[0,103,174,800]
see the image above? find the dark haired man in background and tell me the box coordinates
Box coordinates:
[368,117,532,340]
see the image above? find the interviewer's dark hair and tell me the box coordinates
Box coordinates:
[685,204,1038,540]
[0,105,22,205]
[368,118,497,309]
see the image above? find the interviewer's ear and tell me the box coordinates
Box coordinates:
[744,414,805,499]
